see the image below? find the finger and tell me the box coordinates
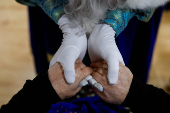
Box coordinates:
[94,83,103,92]
[85,75,92,81]
[79,79,88,87]
[106,57,119,85]
[88,78,97,86]
[62,55,77,84]
[91,72,102,83]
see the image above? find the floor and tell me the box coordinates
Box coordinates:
[0,0,170,107]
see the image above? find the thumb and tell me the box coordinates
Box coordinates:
[106,56,119,85]
[61,54,77,84]
[50,46,79,84]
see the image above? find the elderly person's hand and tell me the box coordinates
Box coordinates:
[90,61,133,105]
[48,59,93,100]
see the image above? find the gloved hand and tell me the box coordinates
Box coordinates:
[88,24,125,85]
[49,14,87,84]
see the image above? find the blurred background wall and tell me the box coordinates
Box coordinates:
[0,0,170,107]
[148,10,170,93]
[0,1,35,106]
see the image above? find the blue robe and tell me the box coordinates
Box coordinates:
[47,95,128,113]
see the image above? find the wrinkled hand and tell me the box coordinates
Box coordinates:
[88,24,124,85]
[49,14,87,84]
[91,61,133,105]
[48,59,93,100]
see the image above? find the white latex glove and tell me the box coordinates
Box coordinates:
[49,14,87,84]
[88,24,125,85]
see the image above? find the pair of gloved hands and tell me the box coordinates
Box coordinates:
[50,14,124,90]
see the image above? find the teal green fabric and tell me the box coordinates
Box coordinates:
[16,0,37,6]
[36,0,68,24]
[104,9,155,36]
[16,0,68,23]
[16,0,155,37]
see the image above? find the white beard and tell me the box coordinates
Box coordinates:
[64,0,110,35]
[64,0,169,35]
[118,0,169,9]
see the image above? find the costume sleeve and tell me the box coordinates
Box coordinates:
[16,0,37,6]
[16,0,69,24]
[0,71,62,113]
[135,9,155,22]
[103,9,155,37]
[121,76,170,113]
